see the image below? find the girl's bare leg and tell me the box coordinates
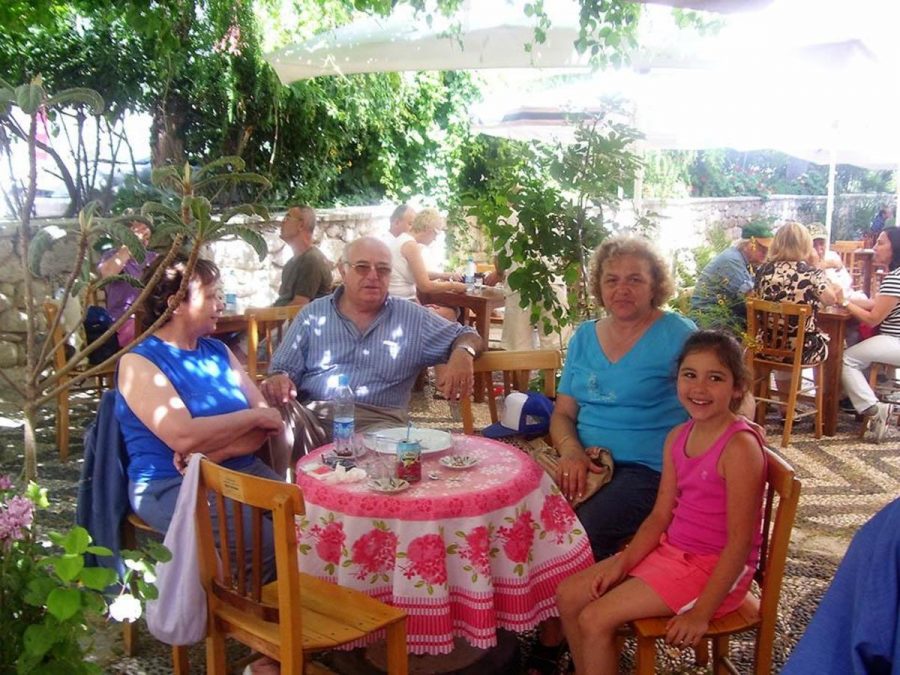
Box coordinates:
[562,574,672,675]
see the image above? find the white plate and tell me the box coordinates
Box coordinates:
[366,427,453,455]
[367,477,410,493]
[439,455,479,470]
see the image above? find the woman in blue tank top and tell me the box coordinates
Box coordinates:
[116,255,284,580]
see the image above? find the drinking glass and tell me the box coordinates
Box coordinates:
[474,274,484,293]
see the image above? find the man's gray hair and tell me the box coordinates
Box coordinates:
[389,204,413,225]
[341,236,390,265]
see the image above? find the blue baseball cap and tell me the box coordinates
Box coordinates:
[482,391,554,439]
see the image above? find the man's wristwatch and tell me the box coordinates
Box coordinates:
[457,345,476,358]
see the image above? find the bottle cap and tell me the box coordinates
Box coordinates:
[337,374,349,386]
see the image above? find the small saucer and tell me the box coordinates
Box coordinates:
[439,455,479,470]
[367,477,411,493]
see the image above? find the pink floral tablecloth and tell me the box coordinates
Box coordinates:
[295,435,593,655]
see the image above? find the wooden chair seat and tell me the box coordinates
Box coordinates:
[196,459,408,673]
[631,448,801,675]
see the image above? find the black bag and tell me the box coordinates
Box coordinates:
[83,305,119,365]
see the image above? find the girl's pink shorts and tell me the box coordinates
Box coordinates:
[629,534,755,618]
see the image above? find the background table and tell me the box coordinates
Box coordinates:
[819,307,851,436]
[417,287,504,350]
[295,435,593,655]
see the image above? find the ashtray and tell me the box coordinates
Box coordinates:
[367,477,411,493]
[439,455,479,470]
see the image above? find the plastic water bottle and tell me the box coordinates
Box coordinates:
[465,257,476,290]
[333,374,355,457]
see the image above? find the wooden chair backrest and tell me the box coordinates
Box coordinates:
[195,459,307,670]
[460,349,561,434]
[754,447,801,671]
[43,301,68,372]
[245,305,301,380]
[746,299,810,366]
[832,240,865,271]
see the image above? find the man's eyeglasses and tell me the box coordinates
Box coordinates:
[346,261,392,278]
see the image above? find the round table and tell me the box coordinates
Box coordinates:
[295,434,593,655]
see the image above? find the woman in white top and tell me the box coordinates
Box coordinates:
[387,208,466,321]
[839,226,900,443]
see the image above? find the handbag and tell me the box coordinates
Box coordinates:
[145,454,207,645]
[529,440,614,508]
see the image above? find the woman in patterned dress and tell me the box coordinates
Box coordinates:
[753,221,839,365]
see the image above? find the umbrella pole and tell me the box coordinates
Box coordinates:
[825,145,837,244]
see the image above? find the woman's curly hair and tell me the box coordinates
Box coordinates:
[140,255,220,326]
[588,236,674,310]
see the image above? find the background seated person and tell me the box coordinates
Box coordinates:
[274,205,332,308]
[810,224,864,301]
[753,221,838,398]
[116,255,284,579]
[839,226,900,443]
[386,207,466,321]
[689,221,772,333]
[97,217,158,347]
[261,236,482,460]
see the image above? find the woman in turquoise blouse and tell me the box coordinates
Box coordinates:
[551,236,696,561]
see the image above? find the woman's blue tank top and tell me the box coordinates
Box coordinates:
[116,335,254,482]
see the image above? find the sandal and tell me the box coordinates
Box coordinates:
[524,641,564,675]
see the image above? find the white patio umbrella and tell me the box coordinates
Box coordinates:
[264,0,769,83]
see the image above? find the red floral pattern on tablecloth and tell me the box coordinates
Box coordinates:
[496,508,536,570]
[399,533,448,593]
[295,437,594,655]
[450,525,494,580]
[349,523,398,581]
[539,493,581,544]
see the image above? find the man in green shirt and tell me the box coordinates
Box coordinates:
[274,206,333,307]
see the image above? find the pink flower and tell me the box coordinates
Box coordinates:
[351,528,398,578]
[404,534,447,585]
[498,511,535,563]
[0,495,34,543]
[311,521,345,565]
[0,475,11,491]
[540,495,576,543]
[459,526,491,575]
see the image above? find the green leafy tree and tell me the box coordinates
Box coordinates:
[1,76,270,482]
[457,115,643,334]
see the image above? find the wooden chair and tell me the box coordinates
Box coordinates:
[43,301,117,460]
[746,299,823,448]
[195,459,408,674]
[121,512,190,673]
[631,447,802,675]
[459,349,561,435]
[245,305,301,380]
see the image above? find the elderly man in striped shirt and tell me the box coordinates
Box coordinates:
[261,236,483,463]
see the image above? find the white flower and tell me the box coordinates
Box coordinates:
[108,593,143,623]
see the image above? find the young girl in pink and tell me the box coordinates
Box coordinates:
[556,330,767,674]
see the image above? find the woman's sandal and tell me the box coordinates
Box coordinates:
[524,642,565,675]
